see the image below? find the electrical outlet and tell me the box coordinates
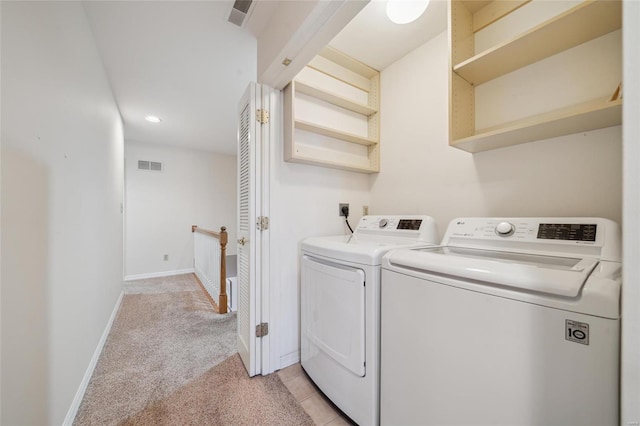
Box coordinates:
[363,206,369,215]
[339,203,349,217]
[164,254,169,261]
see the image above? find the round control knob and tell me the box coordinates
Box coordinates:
[379,218,388,228]
[495,222,515,237]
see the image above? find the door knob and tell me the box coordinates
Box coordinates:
[237,237,247,246]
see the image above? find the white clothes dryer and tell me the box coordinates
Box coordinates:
[381,217,622,426]
[301,215,439,426]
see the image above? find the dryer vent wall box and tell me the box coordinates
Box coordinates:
[300,215,439,426]
[381,217,622,426]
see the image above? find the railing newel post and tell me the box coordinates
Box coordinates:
[218,226,228,314]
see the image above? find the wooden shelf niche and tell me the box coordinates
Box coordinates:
[284,47,380,173]
[449,0,622,153]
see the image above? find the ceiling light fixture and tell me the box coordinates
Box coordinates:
[386,0,430,25]
[145,115,162,123]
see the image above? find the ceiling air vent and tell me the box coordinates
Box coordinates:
[228,0,252,27]
[138,160,163,172]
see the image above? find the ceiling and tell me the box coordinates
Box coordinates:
[84,0,447,155]
[330,0,447,71]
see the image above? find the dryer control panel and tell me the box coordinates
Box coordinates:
[358,216,423,231]
[356,215,438,243]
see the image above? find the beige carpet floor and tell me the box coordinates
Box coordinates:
[74,274,314,425]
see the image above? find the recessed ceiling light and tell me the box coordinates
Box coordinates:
[145,115,162,123]
[386,0,430,25]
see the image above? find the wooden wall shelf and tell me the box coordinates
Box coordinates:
[284,47,380,173]
[449,0,622,153]
[454,0,622,86]
[294,81,378,116]
[295,119,378,146]
[453,98,622,153]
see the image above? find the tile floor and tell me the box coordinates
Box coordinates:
[278,363,357,426]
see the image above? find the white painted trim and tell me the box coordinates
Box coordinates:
[622,1,640,424]
[62,291,124,426]
[260,0,368,90]
[124,268,194,281]
[260,85,274,375]
[279,351,300,370]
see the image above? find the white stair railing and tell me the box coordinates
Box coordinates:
[192,225,228,314]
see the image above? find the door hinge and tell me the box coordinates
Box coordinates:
[256,322,269,338]
[256,216,269,231]
[256,109,269,124]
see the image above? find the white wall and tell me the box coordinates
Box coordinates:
[124,141,237,279]
[370,31,622,238]
[270,92,371,366]
[1,2,124,424]
[622,1,640,423]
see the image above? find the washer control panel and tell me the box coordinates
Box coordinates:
[442,217,620,262]
[537,223,597,242]
[444,218,605,246]
[495,222,515,237]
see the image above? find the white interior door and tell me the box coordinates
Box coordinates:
[237,82,261,376]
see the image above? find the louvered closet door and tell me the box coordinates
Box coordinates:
[237,83,260,376]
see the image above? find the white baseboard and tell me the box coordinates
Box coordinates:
[124,268,194,281]
[280,351,301,370]
[63,291,124,426]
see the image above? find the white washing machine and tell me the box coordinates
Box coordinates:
[381,217,621,426]
[301,215,439,426]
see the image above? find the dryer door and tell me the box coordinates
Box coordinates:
[301,255,366,377]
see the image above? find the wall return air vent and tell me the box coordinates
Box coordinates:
[138,160,163,172]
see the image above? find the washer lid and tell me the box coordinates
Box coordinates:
[386,246,599,297]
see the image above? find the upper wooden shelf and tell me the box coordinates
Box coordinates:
[317,47,378,80]
[462,0,529,32]
[295,120,378,146]
[451,98,622,153]
[294,81,378,116]
[453,0,622,86]
[308,47,378,93]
